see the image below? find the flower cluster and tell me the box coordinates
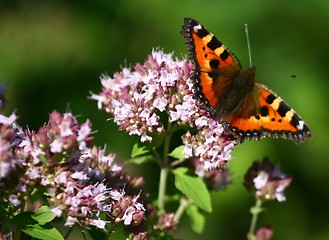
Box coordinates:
[183,116,236,171]
[91,49,236,171]
[49,146,146,230]
[244,158,292,202]
[90,49,195,142]
[0,112,25,199]
[0,111,148,238]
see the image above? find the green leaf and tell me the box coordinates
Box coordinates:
[0,202,12,216]
[12,212,63,240]
[186,204,205,234]
[108,225,127,240]
[168,145,185,160]
[131,143,150,158]
[11,212,35,226]
[88,226,107,240]
[32,206,55,225]
[173,167,212,212]
[22,223,64,240]
[127,154,156,165]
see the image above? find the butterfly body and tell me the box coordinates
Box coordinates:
[216,67,255,119]
[181,18,311,144]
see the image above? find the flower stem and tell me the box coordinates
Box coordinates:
[247,198,263,240]
[157,121,172,211]
[174,197,189,222]
[64,226,74,239]
[158,168,168,210]
[13,197,28,240]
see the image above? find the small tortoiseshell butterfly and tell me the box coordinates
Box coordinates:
[181,18,312,144]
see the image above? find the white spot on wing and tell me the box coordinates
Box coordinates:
[298,120,304,130]
[194,24,202,30]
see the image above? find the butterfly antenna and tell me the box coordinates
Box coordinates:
[245,23,253,68]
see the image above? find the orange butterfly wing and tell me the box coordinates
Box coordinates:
[181,18,312,144]
[224,84,311,143]
[181,18,241,116]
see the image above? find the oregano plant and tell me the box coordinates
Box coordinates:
[0,50,293,240]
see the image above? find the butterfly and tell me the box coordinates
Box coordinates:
[181,18,312,144]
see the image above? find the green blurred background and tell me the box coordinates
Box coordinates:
[1,0,328,239]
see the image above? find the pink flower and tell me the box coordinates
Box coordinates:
[256,226,273,240]
[244,158,292,202]
[0,112,17,125]
[182,118,236,171]
[8,195,21,207]
[92,49,236,170]
[92,219,106,229]
[0,110,147,235]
